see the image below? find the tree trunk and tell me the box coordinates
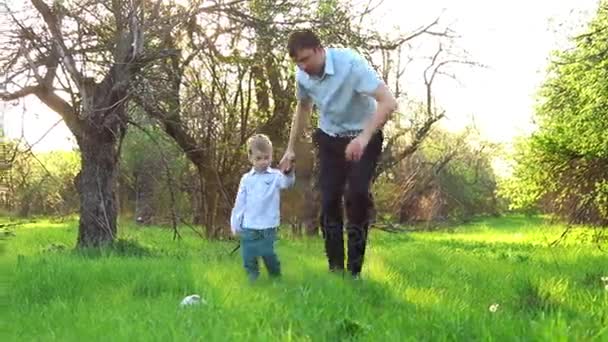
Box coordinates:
[203,168,219,239]
[75,76,128,247]
[191,170,204,225]
[134,157,155,225]
[18,194,31,217]
[76,127,123,247]
[302,186,320,236]
[293,140,320,236]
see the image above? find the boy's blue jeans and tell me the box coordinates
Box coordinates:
[240,228,280,281]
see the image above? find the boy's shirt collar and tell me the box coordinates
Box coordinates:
[249,167,272,175]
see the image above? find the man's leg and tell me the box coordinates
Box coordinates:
[345,131,383,277]
[314,129,348,272]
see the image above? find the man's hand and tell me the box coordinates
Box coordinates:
[279,150,296,173]
[345,82,396,162]
[345,135,370,161]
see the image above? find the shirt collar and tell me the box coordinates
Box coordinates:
[323,48,335,76]
[249,167,271,175]
[302,48,334,81]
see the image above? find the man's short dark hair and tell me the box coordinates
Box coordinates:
[287,29,322,58]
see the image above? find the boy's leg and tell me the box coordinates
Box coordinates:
[345,131,383,277]
[240,229,260,281]
[261,228,281,277]
[314,129,348,272]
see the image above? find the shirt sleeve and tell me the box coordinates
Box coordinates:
[352,52,382,96]
[278,170,295,189]
[230,175,247,234]
[295,70,311,101]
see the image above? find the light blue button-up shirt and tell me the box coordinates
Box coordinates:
[296,48,382,136]
[230,167,295,233]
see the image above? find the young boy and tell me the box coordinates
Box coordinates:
[230,134,295,282]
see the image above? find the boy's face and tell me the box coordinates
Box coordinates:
[249,148,272,172]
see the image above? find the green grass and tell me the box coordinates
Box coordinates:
[1,215,607,341]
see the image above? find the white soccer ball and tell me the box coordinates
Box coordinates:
[180,294,205,306]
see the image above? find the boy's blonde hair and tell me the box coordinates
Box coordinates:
[247,134,273,155]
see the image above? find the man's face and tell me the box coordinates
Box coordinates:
[249,149,272,172]
[292,47,325,76]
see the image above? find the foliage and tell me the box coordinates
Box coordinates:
[377,127,500,223]
[119,120,192,222]
[501,3,608,225]
[4,142,79,217]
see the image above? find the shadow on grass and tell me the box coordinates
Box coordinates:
[466,215,547,230]
[73,238,158,258]
[198,241,423,341]
[379,233,606,324]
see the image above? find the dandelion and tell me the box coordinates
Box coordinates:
[489,303,500,313]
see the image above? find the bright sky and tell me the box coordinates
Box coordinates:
[1,0,599,152]
[376,0,598,143]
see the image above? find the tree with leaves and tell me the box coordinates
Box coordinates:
[0,0,236,246]
[501,2,608,225]
[134,0,469,237]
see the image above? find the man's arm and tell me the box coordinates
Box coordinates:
[280,98,313,171]
[345,54,398,161]
[359,82,398,143]
[345,82,397,161]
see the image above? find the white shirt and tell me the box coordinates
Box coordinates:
[230,167,295,233]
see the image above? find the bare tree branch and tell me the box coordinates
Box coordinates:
[31,0,86,99]
[0,85,40,100]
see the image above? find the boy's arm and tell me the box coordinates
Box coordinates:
[278,169,295,189]
[229,176,247,234]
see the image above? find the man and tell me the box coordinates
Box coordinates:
[279,30,397,279]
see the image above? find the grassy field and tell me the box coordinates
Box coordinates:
[1,215,607,341]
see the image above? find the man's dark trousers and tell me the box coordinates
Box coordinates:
[313,128,383,276]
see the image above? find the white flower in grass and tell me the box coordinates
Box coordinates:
[601,276,608,283]
[489,303,500,313]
